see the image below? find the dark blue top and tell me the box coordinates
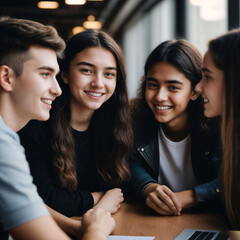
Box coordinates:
[127,126,222,205]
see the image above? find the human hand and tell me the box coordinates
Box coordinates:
[143,183,181,215]
[82,208,115,240]
[175,190,198,210]
[94,188,124,214]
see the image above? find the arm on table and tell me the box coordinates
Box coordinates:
[9,215,70,240]
[47,205,82,240]
[127,149,158,200]
[47,189,120,239]
[93,188,124,214]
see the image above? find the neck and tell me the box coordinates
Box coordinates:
[0,95,28,132]
[70,101,94,132]
[162,112,190,142]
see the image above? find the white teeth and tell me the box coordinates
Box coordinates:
[42,99,52,105]
[156,106,171,110]
[203,99,209,103]
[86,92,103,97]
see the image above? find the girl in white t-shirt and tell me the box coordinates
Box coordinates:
[128,39,221,216]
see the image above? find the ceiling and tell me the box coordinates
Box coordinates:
[0,0,129,40]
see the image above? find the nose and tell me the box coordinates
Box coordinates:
[91,73,104,88]
[195,78,203,94]
[155,87,168,102]
[50,78,62,97]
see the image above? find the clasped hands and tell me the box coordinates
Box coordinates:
[143,183,198,216]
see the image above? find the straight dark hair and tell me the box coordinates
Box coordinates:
[131,39,203,140]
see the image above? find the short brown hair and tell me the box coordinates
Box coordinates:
[0,16,65,75]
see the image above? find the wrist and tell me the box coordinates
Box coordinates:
[142,183,159,198]
[179,190,198,209]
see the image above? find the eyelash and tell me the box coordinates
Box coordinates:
[169,86,179,91]
[146,83,179,90]
[41,72,49,78]
[105,72,116,78]
[80,69,116,78]
[146,82,157,88]
[204,75,211,82]
[80,69,92,74]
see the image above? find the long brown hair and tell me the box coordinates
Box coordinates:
[209,28,240,229]
[51,30,133,190]
[131,39,203,140]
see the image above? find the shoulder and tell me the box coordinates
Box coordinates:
[133,131,158,151]
[0,120,24,162]
[0,117,19,142]
[191,128,220,148]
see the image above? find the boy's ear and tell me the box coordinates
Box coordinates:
[61,71,69,84]
[191,90,200,101]
[0,65,14,92]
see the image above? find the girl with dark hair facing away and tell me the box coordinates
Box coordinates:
[195,28,240,229]
[127,39,221,216]
[19,29,133,218]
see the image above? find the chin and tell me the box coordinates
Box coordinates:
[89,103,103,110]
[37,113,50,121]
[204,111,216,118]
[154,117,169,124]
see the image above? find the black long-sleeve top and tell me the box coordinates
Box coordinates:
[18,120,105,217]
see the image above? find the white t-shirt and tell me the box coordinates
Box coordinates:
[158,125,197,192]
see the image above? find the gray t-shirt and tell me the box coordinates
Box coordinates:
[0,116,49,234]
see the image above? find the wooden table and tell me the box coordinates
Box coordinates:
[111,202,228,240]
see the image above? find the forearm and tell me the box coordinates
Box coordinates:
[44,189,94,216]
[47,205,82,239]
[9,215,70,240]
[129,155,158,199]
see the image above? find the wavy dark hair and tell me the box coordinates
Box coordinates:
[131,39,203,140]
[208,28,240,229]
[51,29,133,190]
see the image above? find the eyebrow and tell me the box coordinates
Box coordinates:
[38,66,59,74]
[202,67,212,73]
[146,77,183,85]
[77,61,117,71]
